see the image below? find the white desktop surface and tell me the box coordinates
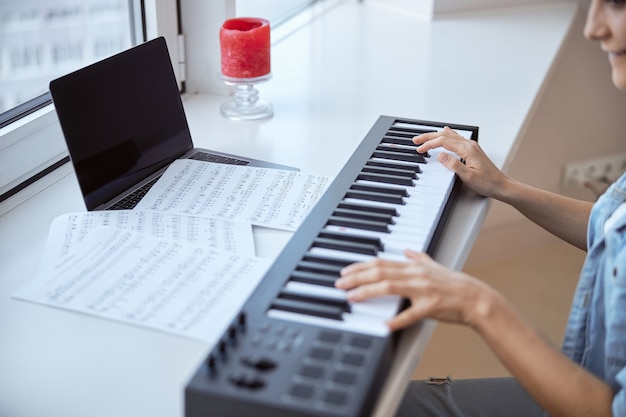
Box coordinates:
[0,2,576,417]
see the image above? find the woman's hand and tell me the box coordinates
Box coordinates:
[335,249,495,332]
[413,127,509,199]
[337,254,615,417]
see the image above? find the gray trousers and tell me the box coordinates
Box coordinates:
[394,377,544,417]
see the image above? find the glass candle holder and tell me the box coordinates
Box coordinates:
[219,74,273,121]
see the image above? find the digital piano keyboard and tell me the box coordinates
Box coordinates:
[185,116,479,417]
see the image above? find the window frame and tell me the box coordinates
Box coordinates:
[0,0,180,209]
[0,94,50,130]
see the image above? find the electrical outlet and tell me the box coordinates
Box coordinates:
[562,152,626,189]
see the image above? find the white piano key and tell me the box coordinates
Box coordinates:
[331,212,435,234]
[284,281,404,321]
[341,198,440,217]
[322,225,428,253]
[267,309,390,337]
[309,246,406,263]
[378,251,411,261]
[308,247,375,263]
[356,170,447,186]
[377,142,418,151]
[323,223,423,244]
[367,157,421,169]
[285,281,346,300]
[353,179,411,193]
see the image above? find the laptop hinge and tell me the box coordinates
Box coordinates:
[177,33,186,83]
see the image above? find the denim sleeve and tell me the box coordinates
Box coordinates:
[606,206,626,415]
[613,367,626,415]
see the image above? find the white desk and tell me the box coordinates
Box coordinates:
[0,2,576,417]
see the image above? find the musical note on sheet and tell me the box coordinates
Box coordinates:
[40,211,255,267]
[135,160,330,231]
[14,227,271,343]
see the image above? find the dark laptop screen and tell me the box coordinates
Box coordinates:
[49,37,193,210]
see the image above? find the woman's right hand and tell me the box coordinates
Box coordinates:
[336,249,495,332]
[413,127,509,199]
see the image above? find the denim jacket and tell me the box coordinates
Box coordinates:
[561,172,626,415]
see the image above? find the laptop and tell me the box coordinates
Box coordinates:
[49,36,295,211]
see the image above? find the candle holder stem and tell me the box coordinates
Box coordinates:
[220,74,273,121]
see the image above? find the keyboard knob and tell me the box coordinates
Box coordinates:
[205,354,218,377]
[227,326,238,345]
[237,312,247,330]
[240,355,277,372]
[217,340,228,359]
[228,372,266,390]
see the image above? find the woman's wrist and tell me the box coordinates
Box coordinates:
[465,282,504,333]
[488,173,518,203]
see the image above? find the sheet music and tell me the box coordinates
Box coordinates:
[135,160,330,231]
[40,211,255,267]
[14,227,271,342]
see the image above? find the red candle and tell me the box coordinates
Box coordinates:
[220,17,271,79]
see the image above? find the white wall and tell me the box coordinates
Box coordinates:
[433,0,566,15]
[368,0,569,19]
[180,0,236,95]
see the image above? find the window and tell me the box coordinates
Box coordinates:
[0,0,139,204]
[0,0,136,120]
[236,0,319,27]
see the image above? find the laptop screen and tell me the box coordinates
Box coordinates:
[50,37,193,210]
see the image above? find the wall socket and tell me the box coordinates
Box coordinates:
[562,152,626,189]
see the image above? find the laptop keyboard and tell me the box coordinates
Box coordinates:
[109,151,249,210]
[189,151,250,165]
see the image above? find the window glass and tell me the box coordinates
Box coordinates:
[236,0,318,27]
[0,0,135,117]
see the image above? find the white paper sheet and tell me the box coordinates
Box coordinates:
[14,227,271,342]
[40,211,255,267]
[135,160,330,231]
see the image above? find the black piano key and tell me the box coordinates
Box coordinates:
[376,144,420,155]
[379,140,430,158]
[270,297,345,320]
[290,270,339,287]
[297,260,344,276]
[345,189,405,205]
[337,201,399,217]
[350,183,408,197]
[366,159,422,174]
[371,149,426,164]
[361,164,417,179]
[278,289,351,312]
[313,236,380,255]
[381,135,415,145]
[327,216,390,233]
[381,131,417,142]
[386,130,417,137]
[302,252,355,268]
[318,229,384,250]
[356,172,415,187]
[385,131,433,154]
[332,207,394,224]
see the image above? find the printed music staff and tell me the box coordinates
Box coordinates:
[40,210,256,267]
[135,160,330,231]
[14,227,271,343]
